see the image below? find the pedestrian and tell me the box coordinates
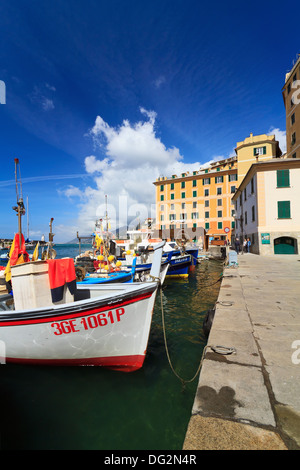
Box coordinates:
[247,238,251,253]
[235,237,240,253]
[242,238,247,254]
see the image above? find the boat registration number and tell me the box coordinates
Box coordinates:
[51,308,125,336]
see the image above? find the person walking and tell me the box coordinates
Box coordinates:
[242,238,247,254]
[247,238,251,253]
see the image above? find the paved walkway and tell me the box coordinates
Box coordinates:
[183,253,300,450]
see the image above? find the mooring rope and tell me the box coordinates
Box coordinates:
[160,287,236,387]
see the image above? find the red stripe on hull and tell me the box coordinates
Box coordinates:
[0,292,152,327]
[6,354,145,372]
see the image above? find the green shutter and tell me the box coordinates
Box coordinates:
[160,185,164,191]
[277,170,290,188]
[263,146,266,155]
[218,222,223,229]
[171,183,174,190]
[253,148,256,156]
[205,222,209,229]
[182,192,185,199]
[193,190,197,197]
[278,201,291,218]
[171,193,174,200]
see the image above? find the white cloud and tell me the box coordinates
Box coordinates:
[62,108,203,234]
[268,127,286,154]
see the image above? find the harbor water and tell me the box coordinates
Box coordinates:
[0,244,223,450]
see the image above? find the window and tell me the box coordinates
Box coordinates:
[218,222,223,229]
[205,222,209,230]
[245,211,247,225]
[277,169,290,188]
[191,212,199,219]
[181,181,185,189]
[291,132,296,145]
[181,192,185,199]
[160,214,164,221]
[292,152,297,158]
[251,178,254,193]
[193,190,197,197]
[239,194,242,206]
[160,205,164,211]
[193,201,197,209]
[253,146,266,156]
[170,204,174,210]
[193,171,197,175]
[231,221,235,229]
[181,203,185,209]
[160,185,164,191]
[180,213,187,220]
[160,195,164,201]
[244,188,247,201]
[229,173,237,182]
[205,211,209,218]
[278,201,291,219]
[203,178,210,185]
[193,180,197,187]
[204,189,209,196]
[252,205,255,222]
[231,185,236,194]
[215,175,223,183]
[287,83,291,94]
[169,214,176,221]
[170,183,174,190]
[217,210,222,218]
[291,113,295,125]
[217,199,222,206]
[171,193,174,200]
[205,200,209,207]
[217,187,222,195]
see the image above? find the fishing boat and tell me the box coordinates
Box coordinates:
[0,242,166,371]
[78,257,137,285]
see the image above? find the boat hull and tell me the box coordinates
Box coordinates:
[0,283,157,372]
[167,254,191,278]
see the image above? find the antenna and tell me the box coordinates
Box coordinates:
[12,158,26,248]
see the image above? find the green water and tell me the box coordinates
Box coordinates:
[0,245,223,450]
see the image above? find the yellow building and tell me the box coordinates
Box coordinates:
[235,133,282,185]
[282,54,300,159]
[154,156,238,244]
[153,133,282,245]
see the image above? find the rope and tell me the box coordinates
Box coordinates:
[198,274,223,288]
[160,287,237,388]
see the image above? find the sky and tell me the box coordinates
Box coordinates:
[0,0,299,242]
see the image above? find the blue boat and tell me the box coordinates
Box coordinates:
[78,258,136,285]
[166,253,192,278]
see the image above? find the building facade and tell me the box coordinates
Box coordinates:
[232,159,300,255]
[153,133,282,246]
[282,54,300,159]
[154,156,238,245]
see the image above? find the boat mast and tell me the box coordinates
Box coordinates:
[12,158,25,249]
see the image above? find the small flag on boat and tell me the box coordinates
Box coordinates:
[32,242,39,261]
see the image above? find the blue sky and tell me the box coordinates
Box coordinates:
[0,0,299,242]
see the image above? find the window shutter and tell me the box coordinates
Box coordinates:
[263,147,266,155]
[277,170,290,188]
[278,201,291,218]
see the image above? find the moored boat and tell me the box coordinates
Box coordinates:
[0,242,166,371]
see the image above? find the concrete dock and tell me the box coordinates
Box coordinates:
[183,253,300,450]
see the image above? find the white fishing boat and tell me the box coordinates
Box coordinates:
[0,242,166,372]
